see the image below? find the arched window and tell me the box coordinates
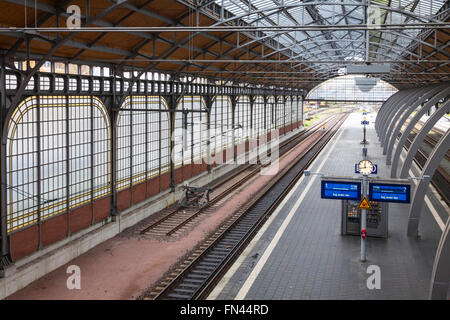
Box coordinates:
[116,96,170,191]
[235,96,251,145]
[210,96,232,157]
[252,96,265,138]
[6,96,111,232]
[173,96,208,168]
[307,75,397,101]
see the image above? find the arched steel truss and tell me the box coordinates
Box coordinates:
[185,0,450,79]
[375,82,450,300]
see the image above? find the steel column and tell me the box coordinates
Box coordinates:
[206,95,212,173]
[429,217,450,299]
[36,95,42,249]
[300,95,304,126]
[169,95,176,192]
[231,96,237,163]
[407,129,450,237]
[385,84,447,165]
[391,86,450,177]
[0,55,11,269]
[399,98,450,178]
[110,70,119,217]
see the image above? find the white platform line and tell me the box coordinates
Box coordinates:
[399,154,445,231]
[233,119,348,300]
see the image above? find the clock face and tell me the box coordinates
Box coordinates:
[358,160,374,175]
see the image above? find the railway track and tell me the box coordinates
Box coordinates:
[139,115,338,237]
[140,113,349,300]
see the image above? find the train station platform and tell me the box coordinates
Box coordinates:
[209,112,449,300]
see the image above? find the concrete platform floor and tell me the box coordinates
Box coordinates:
[209,112,449,300]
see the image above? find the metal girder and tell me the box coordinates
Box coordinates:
[117,0,298,80]
[385,83,447,165]
[176,33,307,90]
[375,90,403,133]
[8,0,267,81]
[379,89,420,147]
[391,85,450,178]
[173,0,449,84]
[382,88,426,152]
[376,89,412,138]
[401,0,450,58]
[371,0,421,60]
[5,0,74,60]
[224,0,337,75]
[407,127,450,237]
[2,0,449,90]
[5,0,209,59]
[5,0,133,118]
[0,58,11,269]
[246,0,356,69]
[400,97,450,178]
[429,217,450,299]
[71,0,156,62]
[202,2,446,27]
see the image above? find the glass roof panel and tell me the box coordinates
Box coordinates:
[213,0,448,74]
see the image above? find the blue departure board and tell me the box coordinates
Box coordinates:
[369,183,411,203]
[321,181,361,201]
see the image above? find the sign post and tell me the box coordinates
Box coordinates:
[315,146,413,263]
[360,175,369,262]
[361,117,369,145]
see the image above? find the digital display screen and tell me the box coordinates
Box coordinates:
[369,183,411,203]
[321,181,361,201]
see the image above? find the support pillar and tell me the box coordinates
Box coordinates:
[376,91,402,135]
[376,90,408,137]
[0,55,12,270]
[407,129,450,237]
[382,89,423,151]
[168,94,177,192]
[205,95,212,173]
[378,90,411,142]
[385,84,446,165]
[391,88,450,177]
[429,218,450,299]
[400,99,450,178]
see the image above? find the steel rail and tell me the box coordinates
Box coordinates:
[163,116,336,236]
[140,115,333,236]
[147,113,348,300]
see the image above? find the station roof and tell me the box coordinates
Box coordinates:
[0,0,449,90]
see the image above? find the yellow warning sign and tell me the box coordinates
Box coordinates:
[358,196,372,210]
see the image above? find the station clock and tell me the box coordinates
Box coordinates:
[358,160,374,175]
